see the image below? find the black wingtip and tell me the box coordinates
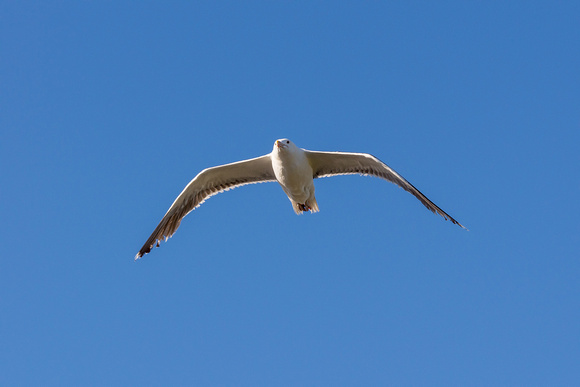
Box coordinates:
[134,245,152,261]
[451,218,468,231]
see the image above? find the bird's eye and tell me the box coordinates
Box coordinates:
[286,140,290,144]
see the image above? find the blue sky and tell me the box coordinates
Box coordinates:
[1,1,579,385]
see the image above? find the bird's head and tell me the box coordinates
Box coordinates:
[274,138,296,152]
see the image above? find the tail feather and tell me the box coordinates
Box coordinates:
[307,197,319,213]
[291,200,302,214]
[290,197,319,214]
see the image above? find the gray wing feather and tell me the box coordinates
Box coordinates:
[305,150,466,229]
[136,154,276,259]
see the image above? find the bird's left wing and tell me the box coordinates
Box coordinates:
[304,150,466,229]
[135,154,276,259]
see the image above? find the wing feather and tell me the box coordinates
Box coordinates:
[135,154,275,259]
[305,150,466,229]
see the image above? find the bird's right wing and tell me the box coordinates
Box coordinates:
[136,154,276,259]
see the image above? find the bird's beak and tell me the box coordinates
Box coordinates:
[276,140,282,148]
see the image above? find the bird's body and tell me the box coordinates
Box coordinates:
[272,139,318,213]
[135,139,465,259]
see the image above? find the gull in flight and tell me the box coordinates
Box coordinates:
[135,139,465,259]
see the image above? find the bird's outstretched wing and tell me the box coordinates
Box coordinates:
[136,154,276,259]
[304,150,466,229]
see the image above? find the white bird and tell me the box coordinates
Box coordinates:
[135,138,465,259]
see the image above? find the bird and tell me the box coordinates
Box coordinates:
[135,138,465,259]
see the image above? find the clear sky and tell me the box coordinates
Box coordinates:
[1,1,579,385]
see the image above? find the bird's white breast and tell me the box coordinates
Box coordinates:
[272,147,314,203]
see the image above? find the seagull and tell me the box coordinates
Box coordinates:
[135,138,465,259]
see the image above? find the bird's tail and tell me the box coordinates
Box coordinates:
[291,197,319,214]
[307,197,319,213]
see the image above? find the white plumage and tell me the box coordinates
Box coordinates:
[135,138,465,259]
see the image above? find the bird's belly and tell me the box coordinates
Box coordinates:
[274,159,314,203]
[281,176,313,202]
